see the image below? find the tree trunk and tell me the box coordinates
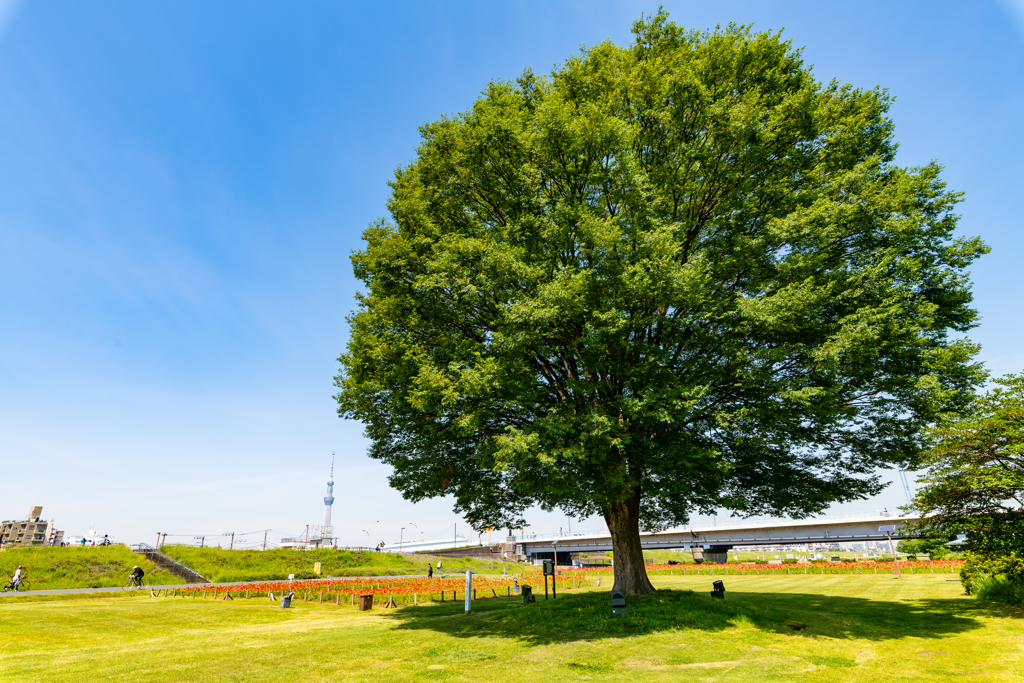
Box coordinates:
[604,488,656,595]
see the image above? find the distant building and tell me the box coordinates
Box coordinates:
[279,537,310,550]
[278,457,339,551]
[0,506,65,547]
[316,456,335,547]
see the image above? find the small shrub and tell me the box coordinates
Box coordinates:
[960,552,1024,595]
[974,574,1024,609]
[781,558,798,564]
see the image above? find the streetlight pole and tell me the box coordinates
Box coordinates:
[366,520,379,549]
[400,527,405,553]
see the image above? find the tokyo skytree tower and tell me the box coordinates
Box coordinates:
[322,454,335,540]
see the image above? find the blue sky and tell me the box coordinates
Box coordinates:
[1,1,1022,547]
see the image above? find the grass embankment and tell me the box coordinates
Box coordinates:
[160,545,525,582]
[1,574,1020,682]
[0,546,181,589]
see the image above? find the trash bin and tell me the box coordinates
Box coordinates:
[711,580,725,599]
[280,591,294,608]
[611,591,628,616]
[521,585,535,604]
[358,594,374,611]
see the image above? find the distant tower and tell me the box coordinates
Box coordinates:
[322,454,335,541]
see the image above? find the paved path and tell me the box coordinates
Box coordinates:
[0,574,477,598]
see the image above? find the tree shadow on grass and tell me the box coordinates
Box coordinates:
[382,588,1010,646]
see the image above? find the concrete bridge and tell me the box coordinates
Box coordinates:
[518,511,920,563]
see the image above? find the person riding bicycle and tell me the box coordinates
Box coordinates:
[128,565,145,587]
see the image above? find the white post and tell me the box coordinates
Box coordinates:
[464,571,472,614]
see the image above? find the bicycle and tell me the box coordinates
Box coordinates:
[3,579,29,592]
[122,577,146,591]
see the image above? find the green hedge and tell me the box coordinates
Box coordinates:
[960,552,1024,599]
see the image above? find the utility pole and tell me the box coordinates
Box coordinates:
[454,522,457,548]
[305,525,309,547]
[400,527,405,553]
[230,532,234,550]
[263,530,268,551]
[155,532,161,549]
[161,533,168,548]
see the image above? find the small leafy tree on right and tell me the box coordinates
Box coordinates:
[906,374,1024,594]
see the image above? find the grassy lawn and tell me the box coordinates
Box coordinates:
[1,574,1020,682]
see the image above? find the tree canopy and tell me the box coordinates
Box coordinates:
[335,12,987,593]
[908,374,1024,559]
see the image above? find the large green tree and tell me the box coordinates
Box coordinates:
[335,13,987,594]
[907,374,1024,560]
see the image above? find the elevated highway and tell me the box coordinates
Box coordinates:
[518,512,920,560]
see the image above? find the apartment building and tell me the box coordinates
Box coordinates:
[0,506,64,546]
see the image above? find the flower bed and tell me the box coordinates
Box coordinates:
[167,571,550,605]
[148,559,966,605]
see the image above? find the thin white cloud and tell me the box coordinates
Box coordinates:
[0,0,23,45]
[1001,0,1024,42]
